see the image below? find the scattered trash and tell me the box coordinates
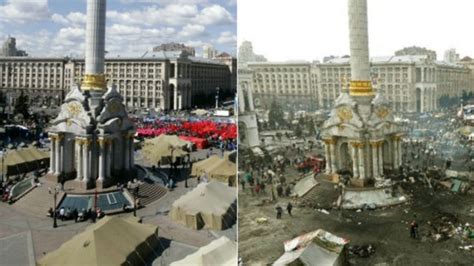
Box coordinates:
[318,209,330,215]
[256,217,268,224]
[356,209,362,213]
[347,244,376,258]
[459,245,474,251]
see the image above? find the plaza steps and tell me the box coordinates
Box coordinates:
[136,183,167,206]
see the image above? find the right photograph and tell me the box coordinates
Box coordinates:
[237,0,474,265]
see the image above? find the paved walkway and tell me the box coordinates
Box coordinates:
[0,147,236,265]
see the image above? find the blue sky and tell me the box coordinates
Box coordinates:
[0,0,236,57]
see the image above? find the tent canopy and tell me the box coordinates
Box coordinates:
[142,134,191,164]
[1,147,49,175]
[191,154,236,183]
[169,182,236,230]
[170,236,237,266]
[38,216,159,266]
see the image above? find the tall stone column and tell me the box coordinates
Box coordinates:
[106,140,112,178]
[178,90,182,110]
[247,87,255,111]
[377,143,383,176]
[392,138,398,169]
[371,142,379,179]
[420,88,424,113]
[329,140,337,174]
[75,139,83,180]
[82,139,90,183]
[358,143,366,179]
[350,142,359,177]
[348,0,374,107]
[397,138,402,167]
[49,135,56,174]
[85,0,106,75]
[173,86,178,110]
[324,139,332,173]
[238,87,246,113]
[98,139,106,181]
[55,135,63,174]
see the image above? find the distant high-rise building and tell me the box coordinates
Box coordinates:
[152,42,195,56]
[395,46,436,61]
[238,41,267,68]
[0,37,28,57]
[444,48,460,64]
[203,45,218,59]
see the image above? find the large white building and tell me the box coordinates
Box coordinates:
[0,51,235,110]
[246,54,472,113]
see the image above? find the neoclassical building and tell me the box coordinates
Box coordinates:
[238,67,259,147]
[321,0,403,184]
[48,0,134,189]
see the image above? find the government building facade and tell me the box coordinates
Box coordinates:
[247,52,472,113]
[0,51,236,111]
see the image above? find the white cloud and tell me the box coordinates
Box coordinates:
[120,0,208,4]
[107,4,233,27]
[52,14,68,24]
[178,24,206,38]
[194,5,234,25]
[52,12,86,26]
[107,4,198,26]
[0,0,50,23]
[67,12,87,25]
[54,27,85,46]
[216,31,236,45]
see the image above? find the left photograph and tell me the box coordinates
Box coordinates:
[0,0,237,265]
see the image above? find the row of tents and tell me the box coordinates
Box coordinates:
[0,147,49,176]
[37,215,237,265]
[191,154,237,184]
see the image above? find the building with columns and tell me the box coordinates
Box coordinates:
[238,67,259,147]
[321,0,403,184]
[48,0,135,189]
[244,54,472,113]
[0,52,233,111]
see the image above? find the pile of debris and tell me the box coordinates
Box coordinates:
[426,212,460,241]
[346,244,376,258]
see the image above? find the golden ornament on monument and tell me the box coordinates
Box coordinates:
[337,106,353,122]
[376,106,390,119]
[67,102,82,117]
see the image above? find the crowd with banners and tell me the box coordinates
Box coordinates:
[133,116,237,150]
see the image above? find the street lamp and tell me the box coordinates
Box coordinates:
[50,184,61,228]
[215,87,220,109]
[132,185,139,217]
[1,148,5,184]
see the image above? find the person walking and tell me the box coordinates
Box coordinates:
[287,202,293,216]
[276,205,283,219]
[410,220,419,239]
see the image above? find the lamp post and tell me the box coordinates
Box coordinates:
[132,185,139,217]
[51,184,60,228]
[215,87,220,109]
[1,148,5,184]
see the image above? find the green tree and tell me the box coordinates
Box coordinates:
[294,123,303,137]
[14,91,30,119]
[288,109,295,124]
[268,99,284,129]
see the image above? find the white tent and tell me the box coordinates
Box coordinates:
[169,182,236,230]
[170,236,237,266]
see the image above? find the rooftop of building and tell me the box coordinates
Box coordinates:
[247,60,310,66]
[0,50,228,65]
